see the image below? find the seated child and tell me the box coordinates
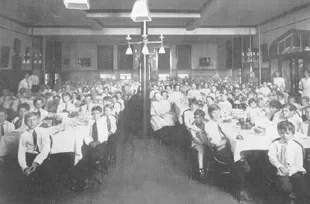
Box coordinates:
[17,112,54,182]
[69,106,112,191]
[0,107,15,137]
[268,121,309,202]
[12,103,30,130]
[190,109,207,180]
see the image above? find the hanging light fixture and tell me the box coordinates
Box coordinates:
[142,44,149,55]
[63,0,90,10]
[126,45,133,55]
[159,46,165,54]
[131,0,151,22]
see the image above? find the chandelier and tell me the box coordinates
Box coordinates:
[125,22,165,55]
[126,0,165,56]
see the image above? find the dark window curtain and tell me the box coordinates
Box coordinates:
[176,45,191,70]
[118,45,133,70]
[158,48,170,71]
[97,45,113,71]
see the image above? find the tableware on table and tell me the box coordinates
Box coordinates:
[236,135,244,140]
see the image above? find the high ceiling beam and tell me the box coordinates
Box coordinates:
[186,0,228,31]
[89,19,103,30]
[85,11,201,19]
[32,27,257,36]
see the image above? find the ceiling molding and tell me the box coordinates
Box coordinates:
[259,2,310,26]
[186,0,229,31]
[32,27,257,36]
[89,19,103,30]
[86,11,200,19]
[0,15,29,28]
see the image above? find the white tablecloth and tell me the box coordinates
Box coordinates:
[222,122,310,162]
[0,117,90,165]
[174,102,190,124]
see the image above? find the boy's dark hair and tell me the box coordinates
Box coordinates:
[248,98,257,106]
[104,104,113,111]
[62,92,72,100]
[18,103,30,111]
[208,104,221,116]
[194,109,205,118]
[277,121,295,134]
[269,100,282,110]
[33,97,44,105]
[91,106,102,113]
[24,111,40,121]
[189,98,198,107]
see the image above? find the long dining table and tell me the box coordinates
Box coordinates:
[174,101,310,162]
[0,114,91,165]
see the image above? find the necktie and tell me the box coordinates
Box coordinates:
[280,143,288,167]
[0,124,4,136]
[37,110,41,118]
[15,118,22,129]
[92,122,98,142]
[33,130,39,153]
[107,117,111,133]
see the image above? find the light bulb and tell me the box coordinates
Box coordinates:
[126,46,133,55]
[142,44,149,55]
[159,46,165,54]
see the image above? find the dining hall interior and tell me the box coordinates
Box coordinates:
[1,0,310,204]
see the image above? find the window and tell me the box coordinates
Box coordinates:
[176,45,191,70]
[97,45,113,71]
[158,48,170,70]
[118,45,133,70]
[120,74,132,80]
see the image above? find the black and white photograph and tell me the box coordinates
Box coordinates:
[0,0,310,204]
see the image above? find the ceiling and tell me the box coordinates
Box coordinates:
[0,0,309,30]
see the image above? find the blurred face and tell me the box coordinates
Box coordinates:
[302,99,309,106]
[34,100,44,110]
[166,86,171,92]
[211,86,216,93]
[221,95,227,101]
[194,114,204,124]
[162,92,168,99]
[175,85,180,91]
[250,101,257,108]
[25,115,40,130]
[85,96,92,104]
[206,98,214,105]
[191,84,196,90]
[282,107,291,118]
[305,71,309,78]
[210,109,221,122]
[92,110,102,121]
[112,97,117,103]
[204,83,209,89]
[154,93,162,101]
[278,129,293,143]
[275,71,280,77]
[288,98,295,104]
[25,74,30,80]
[18,108,28,118]
[0,112,7,123]
[104,108,112,116]
[63,95,71,103]
[190,103,199,111]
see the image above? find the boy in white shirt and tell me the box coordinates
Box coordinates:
[268,121,309,202]
[17,111,54,182]
[69,106,114,191]
[12,103,30,130]
[0,107,15,137]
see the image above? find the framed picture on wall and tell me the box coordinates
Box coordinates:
[199,57,212,67]
[0,46,10,68]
